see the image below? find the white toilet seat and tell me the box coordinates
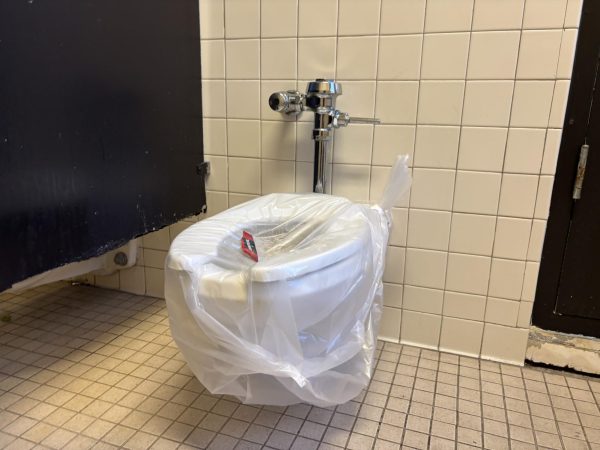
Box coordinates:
[168,193,372,284]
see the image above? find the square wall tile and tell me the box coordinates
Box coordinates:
[510,81,554,128]
[295,161,313,193]
[261,160,295,194]
[201,40,225,79]
[425,0,474,32]
[445,253,491,295]
[261,0,297,37]
[262,39,297,79]
[462,81,514,127]
[468,31,520,79]
[541,129,562,175]
[336,81,377,119]
[143,228,170,250]
[481,324,529,365]
[389,208,409,247]
[401,311,442,349]
[333,124,373,165]
[227,120,261,158]
[453,171,502,215]
[384,246,406,284]
[443,291,486,321]
[144,249,167,269]
[204,155,228,191]
[338,0,382,35]
[228,157,261,194]
[493,217,532,260]
[381,0,426,34]
[145,267,165,298]
[226,81,260,119]
[403,285,444,314]
[119,266,146,296]
[202,80,226,118]
[557,29,578,79]
[549,80,570,128]
[378,35,422,80]
[296,122,314,162]
[485,297,519,327]
[337,37,378,80]
[375,82,419,124]
[498,174,538,218]
[523,0,568,29]
[534,176,554,219]
[205,191,229,218]
[564,0,583,27]
[458,127,507,172]
[421,33,470,80]
[517,301,534,328]
[488,258,526,300]
[226,39,260,79]
[449,213,496,256]
[404,248,447,290]
[384,283,403,308]
[203,119,227,156]
[200,0,225,39]
[517,31,562,80]
[504,128,546,174]
[406,209,451,251]
[262,121,296,160]
[298,38,336,80]
[410,169,455,211]
[472,0,525,31]
[299,0,338,36]
[370,166,410,207]
[373,125,416,166]
[418,81,465,125]
[331,164,370,202]
[527,220,547,262]
[521,261,540,302]
[380,307,402,342]
[225,0,260,38]
[414,126,460,169]
[439,317,484,357]
[229,193,258,207]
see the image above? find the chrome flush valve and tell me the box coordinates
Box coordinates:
[269,79,381,193]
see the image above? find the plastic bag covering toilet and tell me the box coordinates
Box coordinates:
[165,155,411,407]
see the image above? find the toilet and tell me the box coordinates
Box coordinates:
[165,157,410,406]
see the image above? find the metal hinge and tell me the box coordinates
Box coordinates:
[573,144,590,200]
[196,161,211,179]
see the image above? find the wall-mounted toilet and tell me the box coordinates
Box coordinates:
[165,192,390,406]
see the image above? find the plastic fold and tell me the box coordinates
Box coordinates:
[165,155,411,406]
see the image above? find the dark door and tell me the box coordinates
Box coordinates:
[533,0,600,336]
[0,1,205,291]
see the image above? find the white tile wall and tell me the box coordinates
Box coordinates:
[96,0,582,366]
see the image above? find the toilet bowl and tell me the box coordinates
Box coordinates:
[165,156,411,406]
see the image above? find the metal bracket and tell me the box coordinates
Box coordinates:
[197,161,211,178]
[573,144,589,200]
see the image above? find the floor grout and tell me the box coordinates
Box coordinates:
[0,282,598,450]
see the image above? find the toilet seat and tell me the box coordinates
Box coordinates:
[168,193,373,285]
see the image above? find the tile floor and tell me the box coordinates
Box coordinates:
[0,283,599,450]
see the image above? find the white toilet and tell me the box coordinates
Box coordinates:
[164,158,410,406]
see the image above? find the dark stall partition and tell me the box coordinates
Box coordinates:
[0,0,205,291]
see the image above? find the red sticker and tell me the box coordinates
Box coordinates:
[241,231,258,262]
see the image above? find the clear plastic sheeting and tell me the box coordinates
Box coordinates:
[165,155,411,406]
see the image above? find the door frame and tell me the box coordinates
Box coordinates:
[532,0,600,337]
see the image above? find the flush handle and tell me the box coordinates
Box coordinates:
[332,111,381,128]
